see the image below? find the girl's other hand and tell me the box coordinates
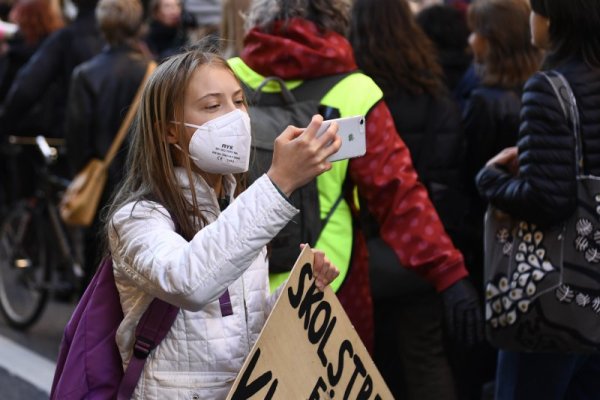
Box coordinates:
[267,115,341,196]
[301,244,340,292]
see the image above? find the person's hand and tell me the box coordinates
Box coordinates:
[301,244,340,291]
[441,278,484,347]
[486,146,519,175]
[267,115,341,196]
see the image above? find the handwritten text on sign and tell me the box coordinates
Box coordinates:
[227,246,393,399]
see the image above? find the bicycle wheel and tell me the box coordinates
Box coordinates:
[0,198,51,329]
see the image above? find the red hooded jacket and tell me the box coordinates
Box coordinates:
[242,19,469,350]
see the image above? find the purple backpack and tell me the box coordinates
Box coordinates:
[50,256,179,399]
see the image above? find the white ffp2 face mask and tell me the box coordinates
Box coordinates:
[175,109,251,174]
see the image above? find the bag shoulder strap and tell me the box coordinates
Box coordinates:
[541,70,583,174]
[104,60,157,167]
[117,298,179,400]
[116,201,179,400]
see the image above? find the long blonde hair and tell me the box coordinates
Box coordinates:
[104,48,244,241]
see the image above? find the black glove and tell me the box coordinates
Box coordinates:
[441,278,484,347]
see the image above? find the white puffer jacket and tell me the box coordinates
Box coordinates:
[108,170,298,400]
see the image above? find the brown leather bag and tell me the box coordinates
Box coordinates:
[59,61,156,226]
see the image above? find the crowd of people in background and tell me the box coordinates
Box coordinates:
[1,0,599,399]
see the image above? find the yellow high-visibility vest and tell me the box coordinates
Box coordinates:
[229,57,383,292]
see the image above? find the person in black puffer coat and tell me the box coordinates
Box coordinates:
[65,0,152,290]
[350,0,473,399]
[476,0,600,398]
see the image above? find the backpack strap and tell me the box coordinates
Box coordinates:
[245,72,354,106]
[117,203,181,400]
[314,176,352,245]
[118,298,179,400]
[247,72,354,237]
[291,73,354,102]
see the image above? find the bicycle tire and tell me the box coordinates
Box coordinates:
[0,198,51,330]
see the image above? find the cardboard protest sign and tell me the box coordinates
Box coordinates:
[227,245,393,400]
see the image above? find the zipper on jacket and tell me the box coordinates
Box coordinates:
[241,275,251,352]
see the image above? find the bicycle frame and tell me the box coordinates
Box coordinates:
[0,135,85,329]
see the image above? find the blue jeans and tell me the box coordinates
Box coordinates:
[495,350,600,400]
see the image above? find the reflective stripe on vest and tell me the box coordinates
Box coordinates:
[228,57,383,292]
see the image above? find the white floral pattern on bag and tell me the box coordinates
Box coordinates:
[572,194,600,263]
[555,284,600,314]
[574,219,600,264]
[486,222,555,328]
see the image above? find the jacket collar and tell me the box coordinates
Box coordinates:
[173,168,236,218]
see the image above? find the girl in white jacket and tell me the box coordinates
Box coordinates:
[105,47,341,399]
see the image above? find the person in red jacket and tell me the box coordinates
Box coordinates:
[236,0,483,355]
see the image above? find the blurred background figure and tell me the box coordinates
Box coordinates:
[462,0,542,293]
[0,0,103,138]
[416,4,472,105]
[0,0,100,209]
[458,1,541,396]
[144,0,195,60]
[408,0,442,13]
[350,0,465,398]
[65,0,151,290]
[184,0,220,38]
[0,0,64,102]
[220,0,249,57]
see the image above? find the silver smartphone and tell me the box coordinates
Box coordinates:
[316,115,366,162]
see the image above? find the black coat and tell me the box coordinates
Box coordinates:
[384,89,467,236]
[386,91,465,191]
[0,10,104,137]
[476,60,600,227]
[463,85,522,193]
[65,45,150,193]
[0,33,43,102]
[144,20,187,60]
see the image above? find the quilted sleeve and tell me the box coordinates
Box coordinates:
[476,72,576,226]
[109,175,298,311]
[348,101,468,292]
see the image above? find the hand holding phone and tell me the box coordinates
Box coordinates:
[315,115,366,162]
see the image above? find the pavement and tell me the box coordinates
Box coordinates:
[0,300,75,399]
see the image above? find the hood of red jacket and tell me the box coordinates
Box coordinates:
[241,18,357,80]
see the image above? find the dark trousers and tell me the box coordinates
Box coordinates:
[496,350,600,400]
[373,292,457,400]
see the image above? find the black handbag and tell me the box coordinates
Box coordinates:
[483,71,600,353]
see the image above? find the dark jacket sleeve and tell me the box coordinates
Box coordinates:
[0,30,65,134]
[65,65,95,175]
[463,90,497,182]
[349,101,469,292]
[476,72,576,226]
